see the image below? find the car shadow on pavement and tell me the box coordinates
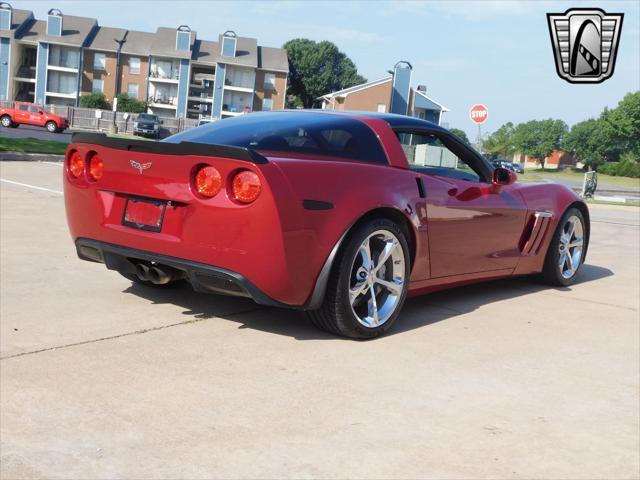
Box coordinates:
[394,263,613,336]
[122,263,613,341]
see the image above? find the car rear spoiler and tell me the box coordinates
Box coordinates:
[71,132,268,164]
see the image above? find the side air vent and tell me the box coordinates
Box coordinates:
[521,211,553,255]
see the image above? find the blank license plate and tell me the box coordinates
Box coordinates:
[122,198,166,232]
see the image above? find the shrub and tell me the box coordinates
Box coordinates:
[79,92,109,109]
[597,162,618,176]
[115,93,147,114]
[597,153,640,178]
[617,153,640,178]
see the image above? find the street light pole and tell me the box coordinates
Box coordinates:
[111,32,128,133]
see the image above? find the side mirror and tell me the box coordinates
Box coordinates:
[492,167,517,186]
[160,120,164,125]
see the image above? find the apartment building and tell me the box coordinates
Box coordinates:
[190,31,288,120]
[319,62,449,125]
[8,8,98,106]
[0,3,289,119]
[1,3,33,102]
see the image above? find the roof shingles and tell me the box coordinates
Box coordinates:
[0,8,33,38]
[16,13,97,47]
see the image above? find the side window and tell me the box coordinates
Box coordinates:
[396,131,480,182]
[321,129,352,149]
[19,105,29,111]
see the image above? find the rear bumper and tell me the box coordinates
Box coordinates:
[76,238,292,308]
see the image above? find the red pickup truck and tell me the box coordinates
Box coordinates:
[0,102,69,133]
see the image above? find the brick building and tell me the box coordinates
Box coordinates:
[319,62,448,124]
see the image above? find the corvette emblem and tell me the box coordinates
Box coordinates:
[130,160,152,174]
[547,8,623,84]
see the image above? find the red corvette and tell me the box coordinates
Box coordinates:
[64,111,589,338]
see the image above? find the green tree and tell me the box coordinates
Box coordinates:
[79,92,109,109]
[449,128,469,143]
[482,122,515,159]
[562,91,639,170]
[115,93,147,114]
[602,91,640,158]
[283,38,367,108]
[562,118,613,169]
[512,119,568,168]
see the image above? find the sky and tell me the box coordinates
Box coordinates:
[13,0,640,138]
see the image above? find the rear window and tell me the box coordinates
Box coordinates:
[164,112,388,165]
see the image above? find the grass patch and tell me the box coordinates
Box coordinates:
[519,168,640,190]
[586,198,640,207]
[0,137,68,155]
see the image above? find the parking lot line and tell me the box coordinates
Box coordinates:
[0,178,63,195]
[42,161,63,166]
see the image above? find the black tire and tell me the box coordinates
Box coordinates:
[541,207,587,286]
[307,218,411,339]
[45,121,58,133]
[10,122,19,128]
[118,271,187,289]
[1,115,12,128]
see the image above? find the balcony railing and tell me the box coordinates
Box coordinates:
[148,95,178,106]
[224,78,253,90]
[222,103,251,114]
[15,65,36,79]
[150,70,180,81]
[48,58,79,69]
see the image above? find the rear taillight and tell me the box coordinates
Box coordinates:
[69,151,84,178]
[88,155,104,181]
[195,165,222,198]
[231,170,261,203]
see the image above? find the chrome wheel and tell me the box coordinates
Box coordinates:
[46,122,56,132]
[349,230,406,328]
[558,215,584,279]
[1,117,11,127]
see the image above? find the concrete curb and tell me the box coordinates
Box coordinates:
[0,152,64,162]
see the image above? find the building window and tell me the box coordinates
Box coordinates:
[127,83,139,99]
[176,30,190,51]
[48,45,79,69]
[93,52,106,71]
[0,7,11,31]
[47,13,62,36]
[262,97,273,111]
[263,73,276,90]
[225,66,254,89]
[47,70,76,94]
[129,57,141,74]
[377,103,386,113]
[221,36,236,57]
[92,78,104,93]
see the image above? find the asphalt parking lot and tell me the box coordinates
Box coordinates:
[1,160,639,479]
[0,124,73,143]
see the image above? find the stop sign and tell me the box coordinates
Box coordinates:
[469,104,489,124]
